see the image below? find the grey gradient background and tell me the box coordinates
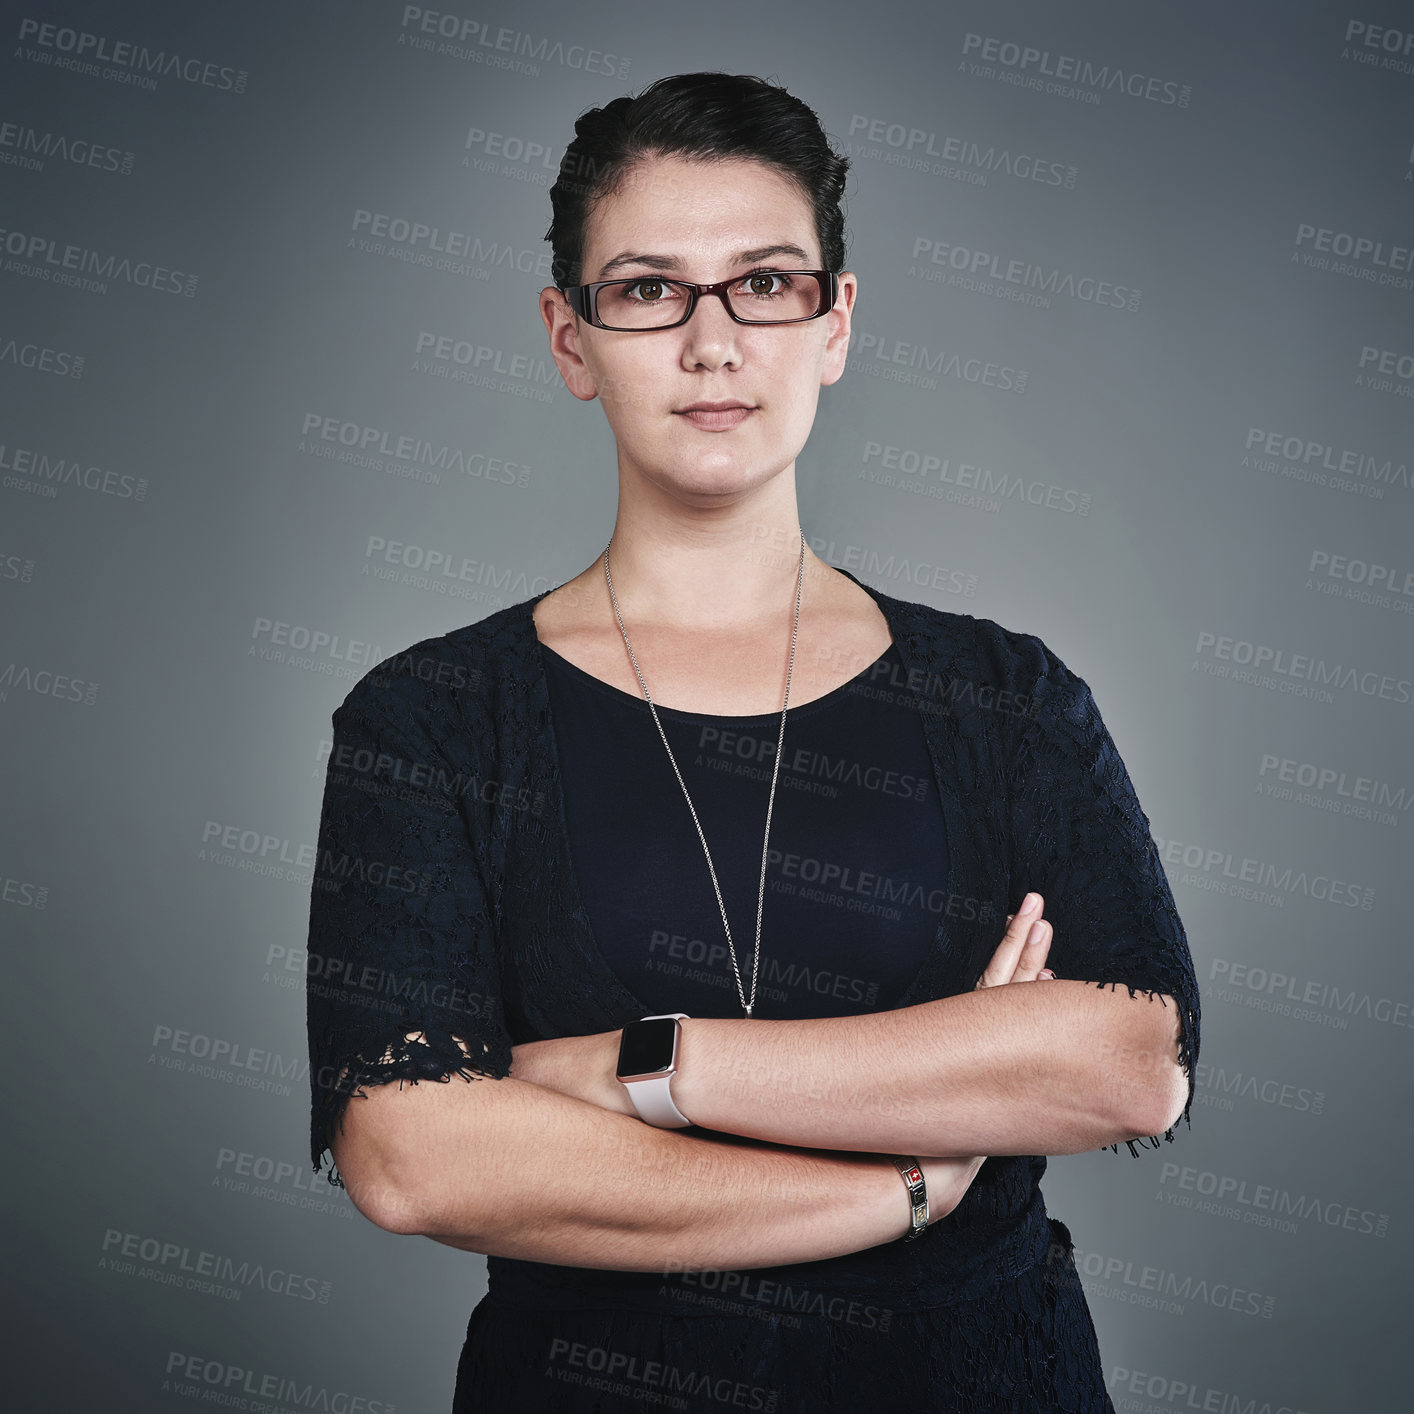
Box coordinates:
[2,1,1411,1410]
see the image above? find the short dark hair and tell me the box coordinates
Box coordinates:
[545,71,850,291]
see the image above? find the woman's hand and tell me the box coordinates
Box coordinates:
[974,891,1055,990]
[913,892,1056,1223]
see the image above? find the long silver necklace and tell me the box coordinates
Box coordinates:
[603,530,806,1018]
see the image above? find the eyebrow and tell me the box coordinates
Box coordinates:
[594,243,813,280]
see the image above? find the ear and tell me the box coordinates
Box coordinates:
[818,271,857,388]
[539,287,599,402]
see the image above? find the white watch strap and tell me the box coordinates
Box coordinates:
[623,1013,693,1128]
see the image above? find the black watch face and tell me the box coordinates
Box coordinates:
[617,1017,678,1079]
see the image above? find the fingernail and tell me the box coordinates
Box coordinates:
[1039,969,1055,980]
[1028,921,1046,946]
[1021,892,1040,914]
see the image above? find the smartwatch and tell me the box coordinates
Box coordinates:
[616,1013,692,1128]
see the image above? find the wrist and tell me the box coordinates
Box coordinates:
[614,1016,696,1125]
[889,1156,929,1240]
[916,1154,986,1222]
[603,1029,640,1115]
[667,1023,701,1119]
[663,1016,705,1125]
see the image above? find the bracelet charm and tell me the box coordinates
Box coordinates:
[890,1155,929,1241]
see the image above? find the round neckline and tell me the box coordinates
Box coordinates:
[537,638,899,724]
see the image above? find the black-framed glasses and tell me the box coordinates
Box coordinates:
[564,269,839,330]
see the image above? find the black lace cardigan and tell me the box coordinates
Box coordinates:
[304,568,1199,1306]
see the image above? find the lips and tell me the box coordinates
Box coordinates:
[676,401,755,430]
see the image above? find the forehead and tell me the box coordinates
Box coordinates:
[582,154,818,271]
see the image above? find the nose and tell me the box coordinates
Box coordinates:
[679,288,742,370]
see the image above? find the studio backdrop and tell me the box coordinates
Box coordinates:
[3,1,1410,1410]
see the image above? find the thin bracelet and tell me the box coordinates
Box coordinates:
[889,1156,929,1241]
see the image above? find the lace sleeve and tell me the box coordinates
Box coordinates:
[1006,642,1200,1155]
[305,664,513,1189]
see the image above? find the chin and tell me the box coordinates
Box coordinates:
[667,468,758,497]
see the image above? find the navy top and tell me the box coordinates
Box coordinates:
[539,638,948,1022]
[305,568,1199,1408]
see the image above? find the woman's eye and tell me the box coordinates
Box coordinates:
[739,271,790,297]
[626,280,668,301]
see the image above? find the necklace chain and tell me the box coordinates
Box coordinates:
[604,531,807,1018]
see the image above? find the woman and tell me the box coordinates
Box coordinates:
[305,72,1200,1411]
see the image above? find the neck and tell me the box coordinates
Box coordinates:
[603,464,828,632]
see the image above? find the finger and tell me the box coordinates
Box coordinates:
[978,899,1046,989]
[1010,919,1053,984]
[976,894,1044,989]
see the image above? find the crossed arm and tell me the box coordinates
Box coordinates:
[509,892,1191,1159]
[336,895,1189,1262]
